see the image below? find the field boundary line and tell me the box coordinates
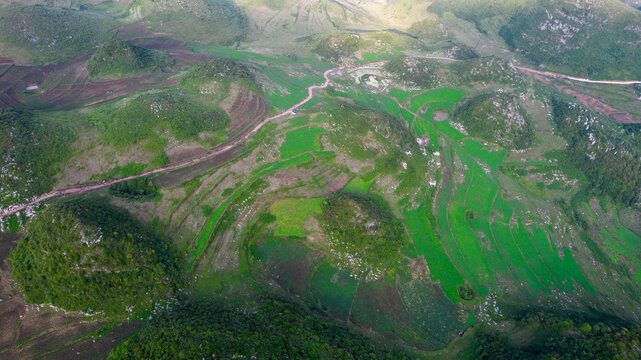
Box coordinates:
[5,56,636,217]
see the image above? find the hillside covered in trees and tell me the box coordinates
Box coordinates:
[9,198,183,316]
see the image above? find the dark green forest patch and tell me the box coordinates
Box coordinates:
[0,109,74,205]
[320,192,408,278]
[107,297,410,359]
[9,198,183,317]
[455,92,535,149]
[108,177,161,201]
[551,98,641,206]
[467,312,641,360]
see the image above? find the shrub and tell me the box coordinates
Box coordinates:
[108,177,161,201]
[86,39,173,78]
[320,192,408,278]
[454,92,535,149]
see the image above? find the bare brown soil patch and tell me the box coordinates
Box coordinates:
[165,142,208,163]
[0,233,19,268]
[553,83,639,124]
[37,321,140,360]
[519,67,639,124]
[17,311,86,344]
[153,146,244,188]
[1,321,104,360]
[226,88,271,141]
[432,110,449,122]
[0,300,22,349]
[0,36,210,110]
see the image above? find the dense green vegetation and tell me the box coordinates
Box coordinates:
[180,58,260,93]
[454,92,535,149]
[108,297,410,359]
[323,104,424,194]
[86,39,173,78]
[469,312,641,359]
[383,57,440,88]
[320,192,408,277]
[0,4,115,63]
[457,284,475,301]
[499,2,641,79]
[430,0,641,78]
[9,198,183,316]
[87,89,230,147]
[0,109,74,205]
[249,204,466,350]
[108,177,161,201]
[551,98,641,206]
[5,1,641,357]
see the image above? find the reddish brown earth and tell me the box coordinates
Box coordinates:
[552,83,639,123]
[227,88,272,141]
[0,59,423,218]
[152,146,245,188]
[0,58,14,64]
[0,38,209,110]
[518,67,640,124]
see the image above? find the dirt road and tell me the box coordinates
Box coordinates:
[1,57,638,218]
[516,66,641,85]
[0,60,390,218]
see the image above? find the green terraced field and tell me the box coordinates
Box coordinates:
[388,88,421,103]
[270,198,323,237]
[404,205,464,301]
[448,202,493,291]
[280,126,326,159]
[6,1,641,358]
[409,88,465,113]
[343,175,377,194]
[189,153,314,268]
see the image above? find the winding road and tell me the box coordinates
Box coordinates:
[1,57,639,218]
[0,60,389,218]
[515,66,641,85]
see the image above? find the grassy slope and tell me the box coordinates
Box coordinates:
[0,4,115,64]
[86,39,173,78]
[431,0,641,79]
[126,0,248,45]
